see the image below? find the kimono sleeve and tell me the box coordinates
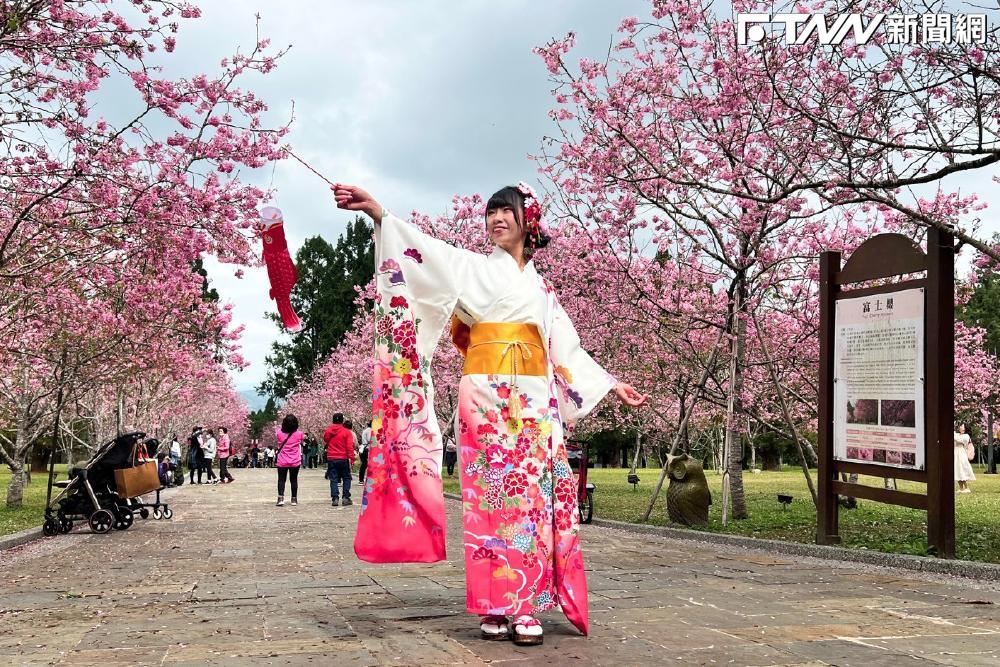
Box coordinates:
[548,296,618,425]
[356,210,477,564]
[374,211,473,359]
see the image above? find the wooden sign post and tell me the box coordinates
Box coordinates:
[817,228,955,558]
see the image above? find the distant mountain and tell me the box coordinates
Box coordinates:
[239,390,268,412]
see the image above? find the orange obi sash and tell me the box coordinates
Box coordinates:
[451,319,547,377]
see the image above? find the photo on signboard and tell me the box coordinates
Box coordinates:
[886,450,903,465]
[846,398,878,425]
[872,448,887,463]
[880,399,916,428]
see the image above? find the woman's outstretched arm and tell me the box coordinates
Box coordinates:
[333,183,383,224]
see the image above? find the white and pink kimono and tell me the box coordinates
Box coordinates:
[355,212,616,635]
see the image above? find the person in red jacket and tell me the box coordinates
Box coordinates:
[323,413,355,506]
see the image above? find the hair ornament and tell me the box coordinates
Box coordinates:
[516,181,544,247]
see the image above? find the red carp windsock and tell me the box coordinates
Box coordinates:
[260,206,303,333]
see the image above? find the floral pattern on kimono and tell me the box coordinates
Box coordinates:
[355,212,616,635]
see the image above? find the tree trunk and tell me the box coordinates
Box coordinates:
[724,284,749,520]
[5,401,36,508]
[116,389,124,437]
[751,309,818,507]
[713,427,721,471]
[6,459,25,506]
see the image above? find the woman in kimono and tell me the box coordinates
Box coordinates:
[335,182,647,645]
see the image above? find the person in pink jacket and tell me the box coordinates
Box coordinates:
[274,414,304,506]
[217,426,235,484]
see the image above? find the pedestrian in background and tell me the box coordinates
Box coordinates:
[188,426,203,485]
[955,422,976,493]
[275,414,304,506]
[344,418,357,481]
[344,419,356,454]
[156,452,171,488]
[444,436,458,477]
[169,434,181,471]
[217,426,235,484]
[323,413,355,506]
[358,420,372,485]
[202,428,218,484]
[308,436,320,469]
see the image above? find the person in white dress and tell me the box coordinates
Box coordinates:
[954,423,975,493]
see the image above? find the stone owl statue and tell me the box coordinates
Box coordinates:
[666,454,712,527]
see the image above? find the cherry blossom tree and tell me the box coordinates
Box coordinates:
[534,9,877,518]
[532,0,999,518]
[726,0,1000,261]
[0,0,286,505]
[0,250,252,504]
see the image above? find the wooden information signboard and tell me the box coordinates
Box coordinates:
[817,228,955,557]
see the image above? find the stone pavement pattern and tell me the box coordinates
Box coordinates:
[1,469,999,666]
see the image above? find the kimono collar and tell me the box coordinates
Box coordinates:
[490,246,536,276]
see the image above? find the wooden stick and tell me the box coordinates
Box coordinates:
[640,326,727,522]
[628,428,642,475]
[751,309,819,508]
[285,149,336,187]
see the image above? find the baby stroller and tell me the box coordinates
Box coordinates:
[43,432,172,535]
[127,438,174,520]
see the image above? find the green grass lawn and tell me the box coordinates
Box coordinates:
[442,466,1000,564]
[0,466,68,537]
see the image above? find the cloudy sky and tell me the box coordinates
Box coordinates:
[155,1,998,396]
[173,0,649,394]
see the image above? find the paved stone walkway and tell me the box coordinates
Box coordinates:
[1,468,999,665]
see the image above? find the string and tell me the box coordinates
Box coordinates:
[267,156,279,208]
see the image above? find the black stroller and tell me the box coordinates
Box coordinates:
[43,432,172,535]
[130,438,175,520]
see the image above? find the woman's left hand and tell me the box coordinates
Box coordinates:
[615,382,648,407]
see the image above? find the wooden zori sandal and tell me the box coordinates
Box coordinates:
[480,615,510,641]
[512,615,543,646]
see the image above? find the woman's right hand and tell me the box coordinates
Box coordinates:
[333,183,383,224]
